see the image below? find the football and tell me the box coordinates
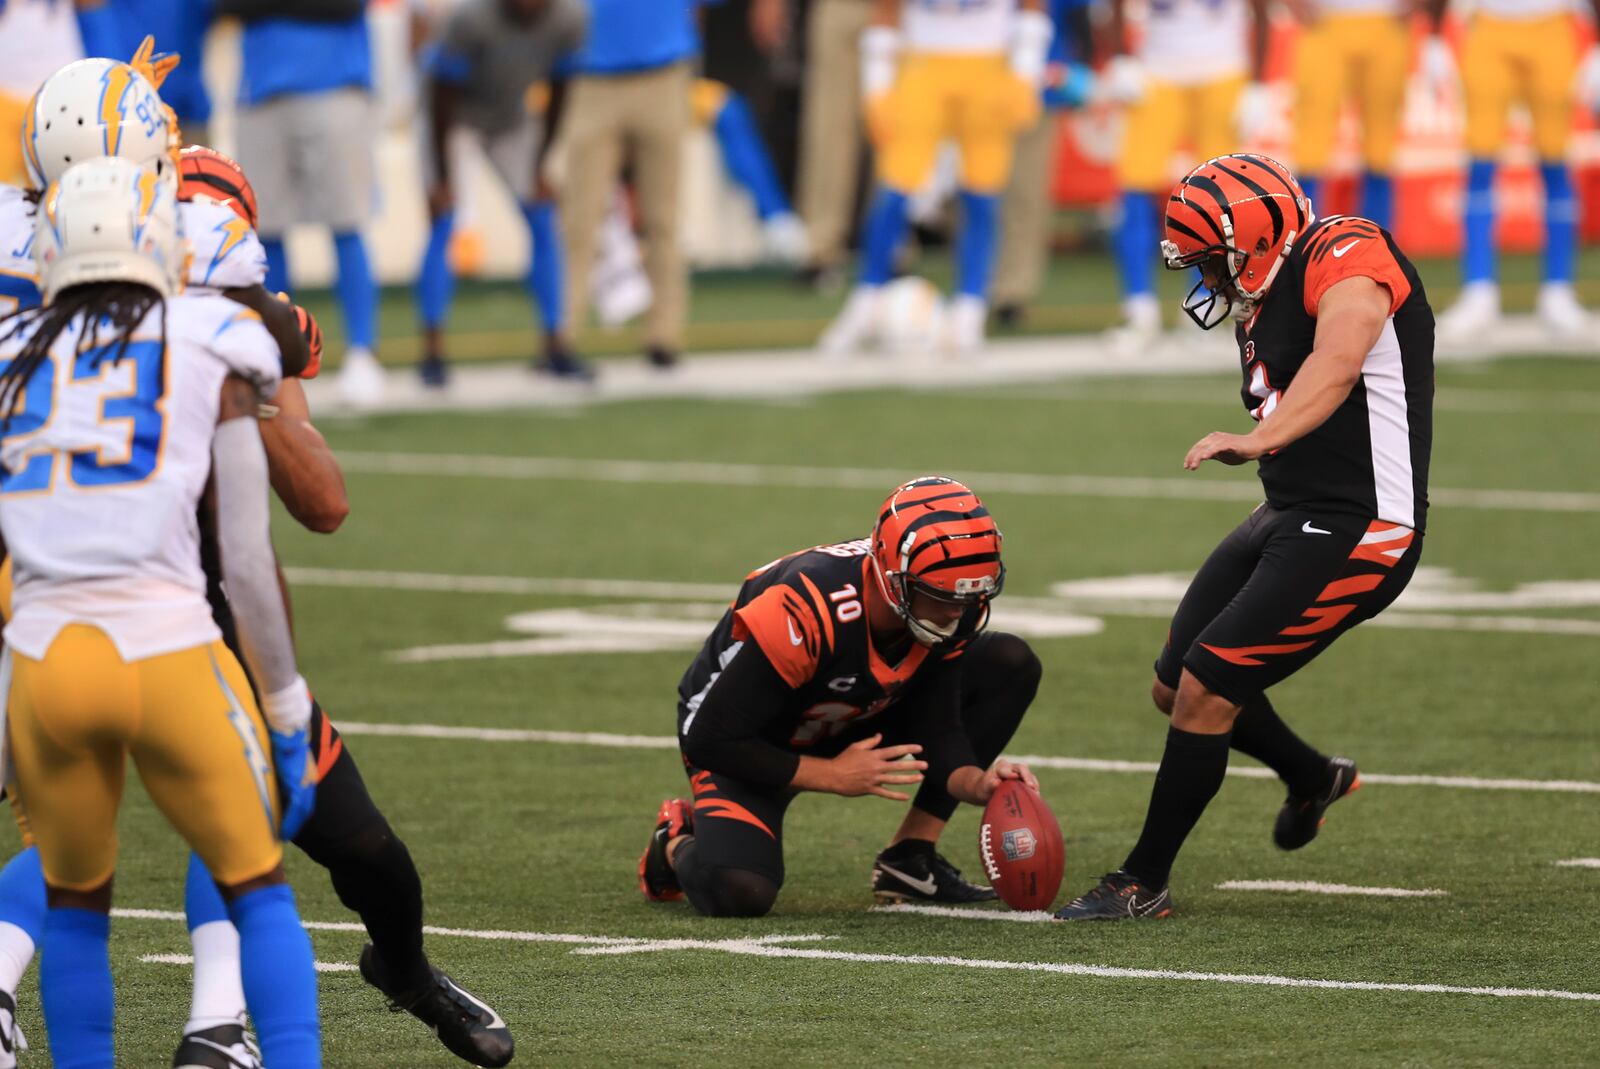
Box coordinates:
[979,780,1065,912]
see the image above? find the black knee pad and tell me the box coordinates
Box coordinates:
[985,632,1042,687]
[703,868,779,918]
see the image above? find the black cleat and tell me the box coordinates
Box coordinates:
[1054,871,1173,921]
[360,945,514,1068]
[638,798,693,902]
[1274,756,1361,851]
[532,348,597,382]
[171,1018,259,1069]
[871,841,998,904]
[646,346,679,370]
[993,303,1026,330]
[419,354,450,388]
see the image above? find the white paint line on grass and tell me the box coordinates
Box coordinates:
[870,904,1056,923]
[1554,858,1600,869]
[1214,881,1448,898]
[115,910,1600,1004]
[331,720,1600,795]
[141,953,356,973]
[332,452,1600,515]
[280,567,731,602]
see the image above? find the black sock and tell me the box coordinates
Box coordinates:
[1230,695,1329,797]
[1122,726,1233,889]
[326,830,430,993]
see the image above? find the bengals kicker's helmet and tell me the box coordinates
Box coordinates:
[870,477,1004,648]
[1162,153,1314,329]
[177,145,259,229]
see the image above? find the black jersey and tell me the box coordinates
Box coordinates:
[1236,215,1434,532]
[677,539,965,760]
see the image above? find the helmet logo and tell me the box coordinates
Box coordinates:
[98,64,136,157]
[953,575,996,596]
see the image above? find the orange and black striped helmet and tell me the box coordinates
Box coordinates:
[1162,153,1313,329]
[870,476,1004,647]
[177,144,258,229]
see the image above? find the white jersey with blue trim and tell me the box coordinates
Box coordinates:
[902,0,1018,55]
[0,293,282,662]
[0,185,42,315]
[181,198,268,293]
[1138,0,1249,85]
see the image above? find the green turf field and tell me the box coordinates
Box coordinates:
[7,281,1600,1065]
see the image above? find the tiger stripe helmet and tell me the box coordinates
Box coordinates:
[870,476,1005,648]
[22,58,175,191]
[178,145,259,229]
[1162,153,1314,329]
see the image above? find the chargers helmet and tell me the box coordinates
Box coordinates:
[22,58,176,191]
[35,157,185,302]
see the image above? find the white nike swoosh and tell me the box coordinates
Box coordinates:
[443,978,507,1031]
[1301,521,1332,535]
[181,1036,258,1068]
[786,616,804,646]
[876,862,938,897]
[1331,240,1361,258]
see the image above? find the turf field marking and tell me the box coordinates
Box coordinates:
[141,953,356,973]
[870,904,1055,923]
[1554,858,1600,869]
[115,910,1600,1003]
[329,721,1600,795]
[331,451,1600,515]
[1214,881,1448,898]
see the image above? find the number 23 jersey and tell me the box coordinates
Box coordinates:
[0,293,281,662]
[677,539,964,756]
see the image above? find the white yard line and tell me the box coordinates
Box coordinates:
[1213,881,1448,898]
[111,909,1600,1004]
[329,720,1600,795]
[141,953,355,973]
[329,452,1600,515]
[1553,859,1600,869]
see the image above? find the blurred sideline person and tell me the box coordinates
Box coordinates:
[0,0,85,187]
[639,478,1041,917]
[414,0,592,386]
[0,155,323,1067]
[1103,0,1270,352]
[693,77,810,264]
[1288,0,1411,232]
[556,0,701,369]
[797,0,874,288]
[1058,154,1433,920]
[992,0,1094,328]
[1426,0,1600,341]
[820,0,1055,356]
[220,0,387,407]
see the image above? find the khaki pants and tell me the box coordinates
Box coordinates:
[993,113,1056,307]
[558,62,691,350]
[797,0,872,268]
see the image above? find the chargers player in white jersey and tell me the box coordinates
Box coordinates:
[1102,0,1270,350]
[0,157,322,1066]
[820,0,1054,355]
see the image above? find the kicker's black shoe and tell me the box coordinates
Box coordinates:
[360,945,514,1068]
[871,841,998,904]
[171,1018,258,1069]
[1274,756,1361,851]
[1053,871,1173,921]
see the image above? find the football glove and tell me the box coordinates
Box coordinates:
[1102,55,1146,106]
[295,304,323,379]
[269,727,317,841]
[1577,45,1600,114]
[130,35,181,90]
[1233,82,1273,143]
[1043,62,1094,110]
[1009,9,1054,89]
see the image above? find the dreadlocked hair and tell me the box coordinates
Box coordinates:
[0,282,165,430]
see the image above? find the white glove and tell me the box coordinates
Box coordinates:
[1102,55,1146,105]
[1577,45,1600,113]
[1420,35,1458,96]
[1233,82,1273,143]
[860,26,902,102]
[1009,9,1055,89]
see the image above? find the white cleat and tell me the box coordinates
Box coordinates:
[1105,293,1163,356]
[0,989,27,1069]
[819,285,883,358]
[761,212,810,266]
[1435,281,1501,346]
[1535,281,1591,339]
[941,294,987,356]
[336,346,386,410]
